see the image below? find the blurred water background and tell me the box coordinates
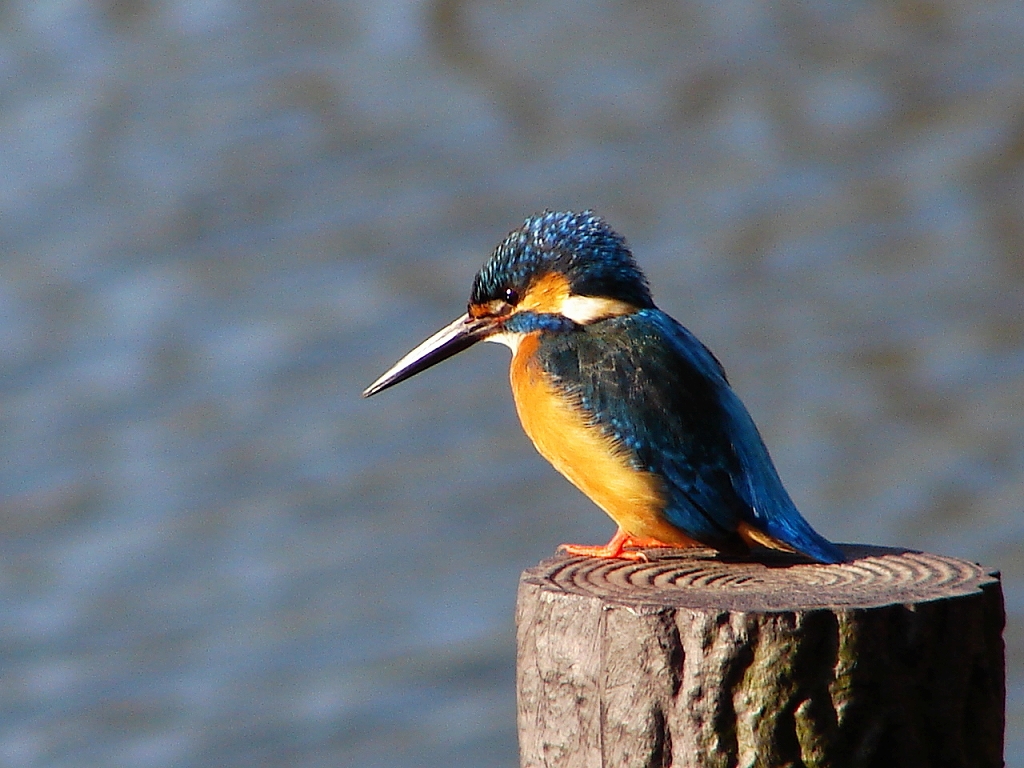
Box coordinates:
[2,0,1023,765]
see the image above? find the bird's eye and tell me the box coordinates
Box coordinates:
[504,287,520,305]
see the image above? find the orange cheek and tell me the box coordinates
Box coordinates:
[519,273,572,314]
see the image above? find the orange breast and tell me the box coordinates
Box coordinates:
[509,333,699,546]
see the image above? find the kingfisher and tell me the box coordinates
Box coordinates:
[363,211,844,564]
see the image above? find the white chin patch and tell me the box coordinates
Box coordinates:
[559,295,635,324]
[485,331,522,353]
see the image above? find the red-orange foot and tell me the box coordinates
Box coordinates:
[557,527,679,562]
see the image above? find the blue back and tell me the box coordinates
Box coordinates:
[533,308,844,564]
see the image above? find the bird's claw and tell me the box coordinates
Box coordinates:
[557,542,650,562]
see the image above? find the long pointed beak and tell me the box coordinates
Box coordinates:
[362,313,498,397]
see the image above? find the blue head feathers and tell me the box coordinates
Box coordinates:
[471,211,655,309]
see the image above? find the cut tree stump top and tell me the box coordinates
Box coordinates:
[520,544,1000,612]
[516,545,1005,768]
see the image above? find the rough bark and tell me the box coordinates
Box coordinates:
[516,545,1004,768]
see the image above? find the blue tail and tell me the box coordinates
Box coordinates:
[719,386,844,564]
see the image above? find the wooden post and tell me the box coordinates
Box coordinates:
[516,545,1004,768]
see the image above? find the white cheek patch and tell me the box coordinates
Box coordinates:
[558,295,637,324]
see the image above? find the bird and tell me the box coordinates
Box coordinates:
[363,211,844,564]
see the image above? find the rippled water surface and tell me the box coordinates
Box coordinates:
[3,1,1023,765]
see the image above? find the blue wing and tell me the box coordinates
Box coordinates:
[535,308,843,563]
